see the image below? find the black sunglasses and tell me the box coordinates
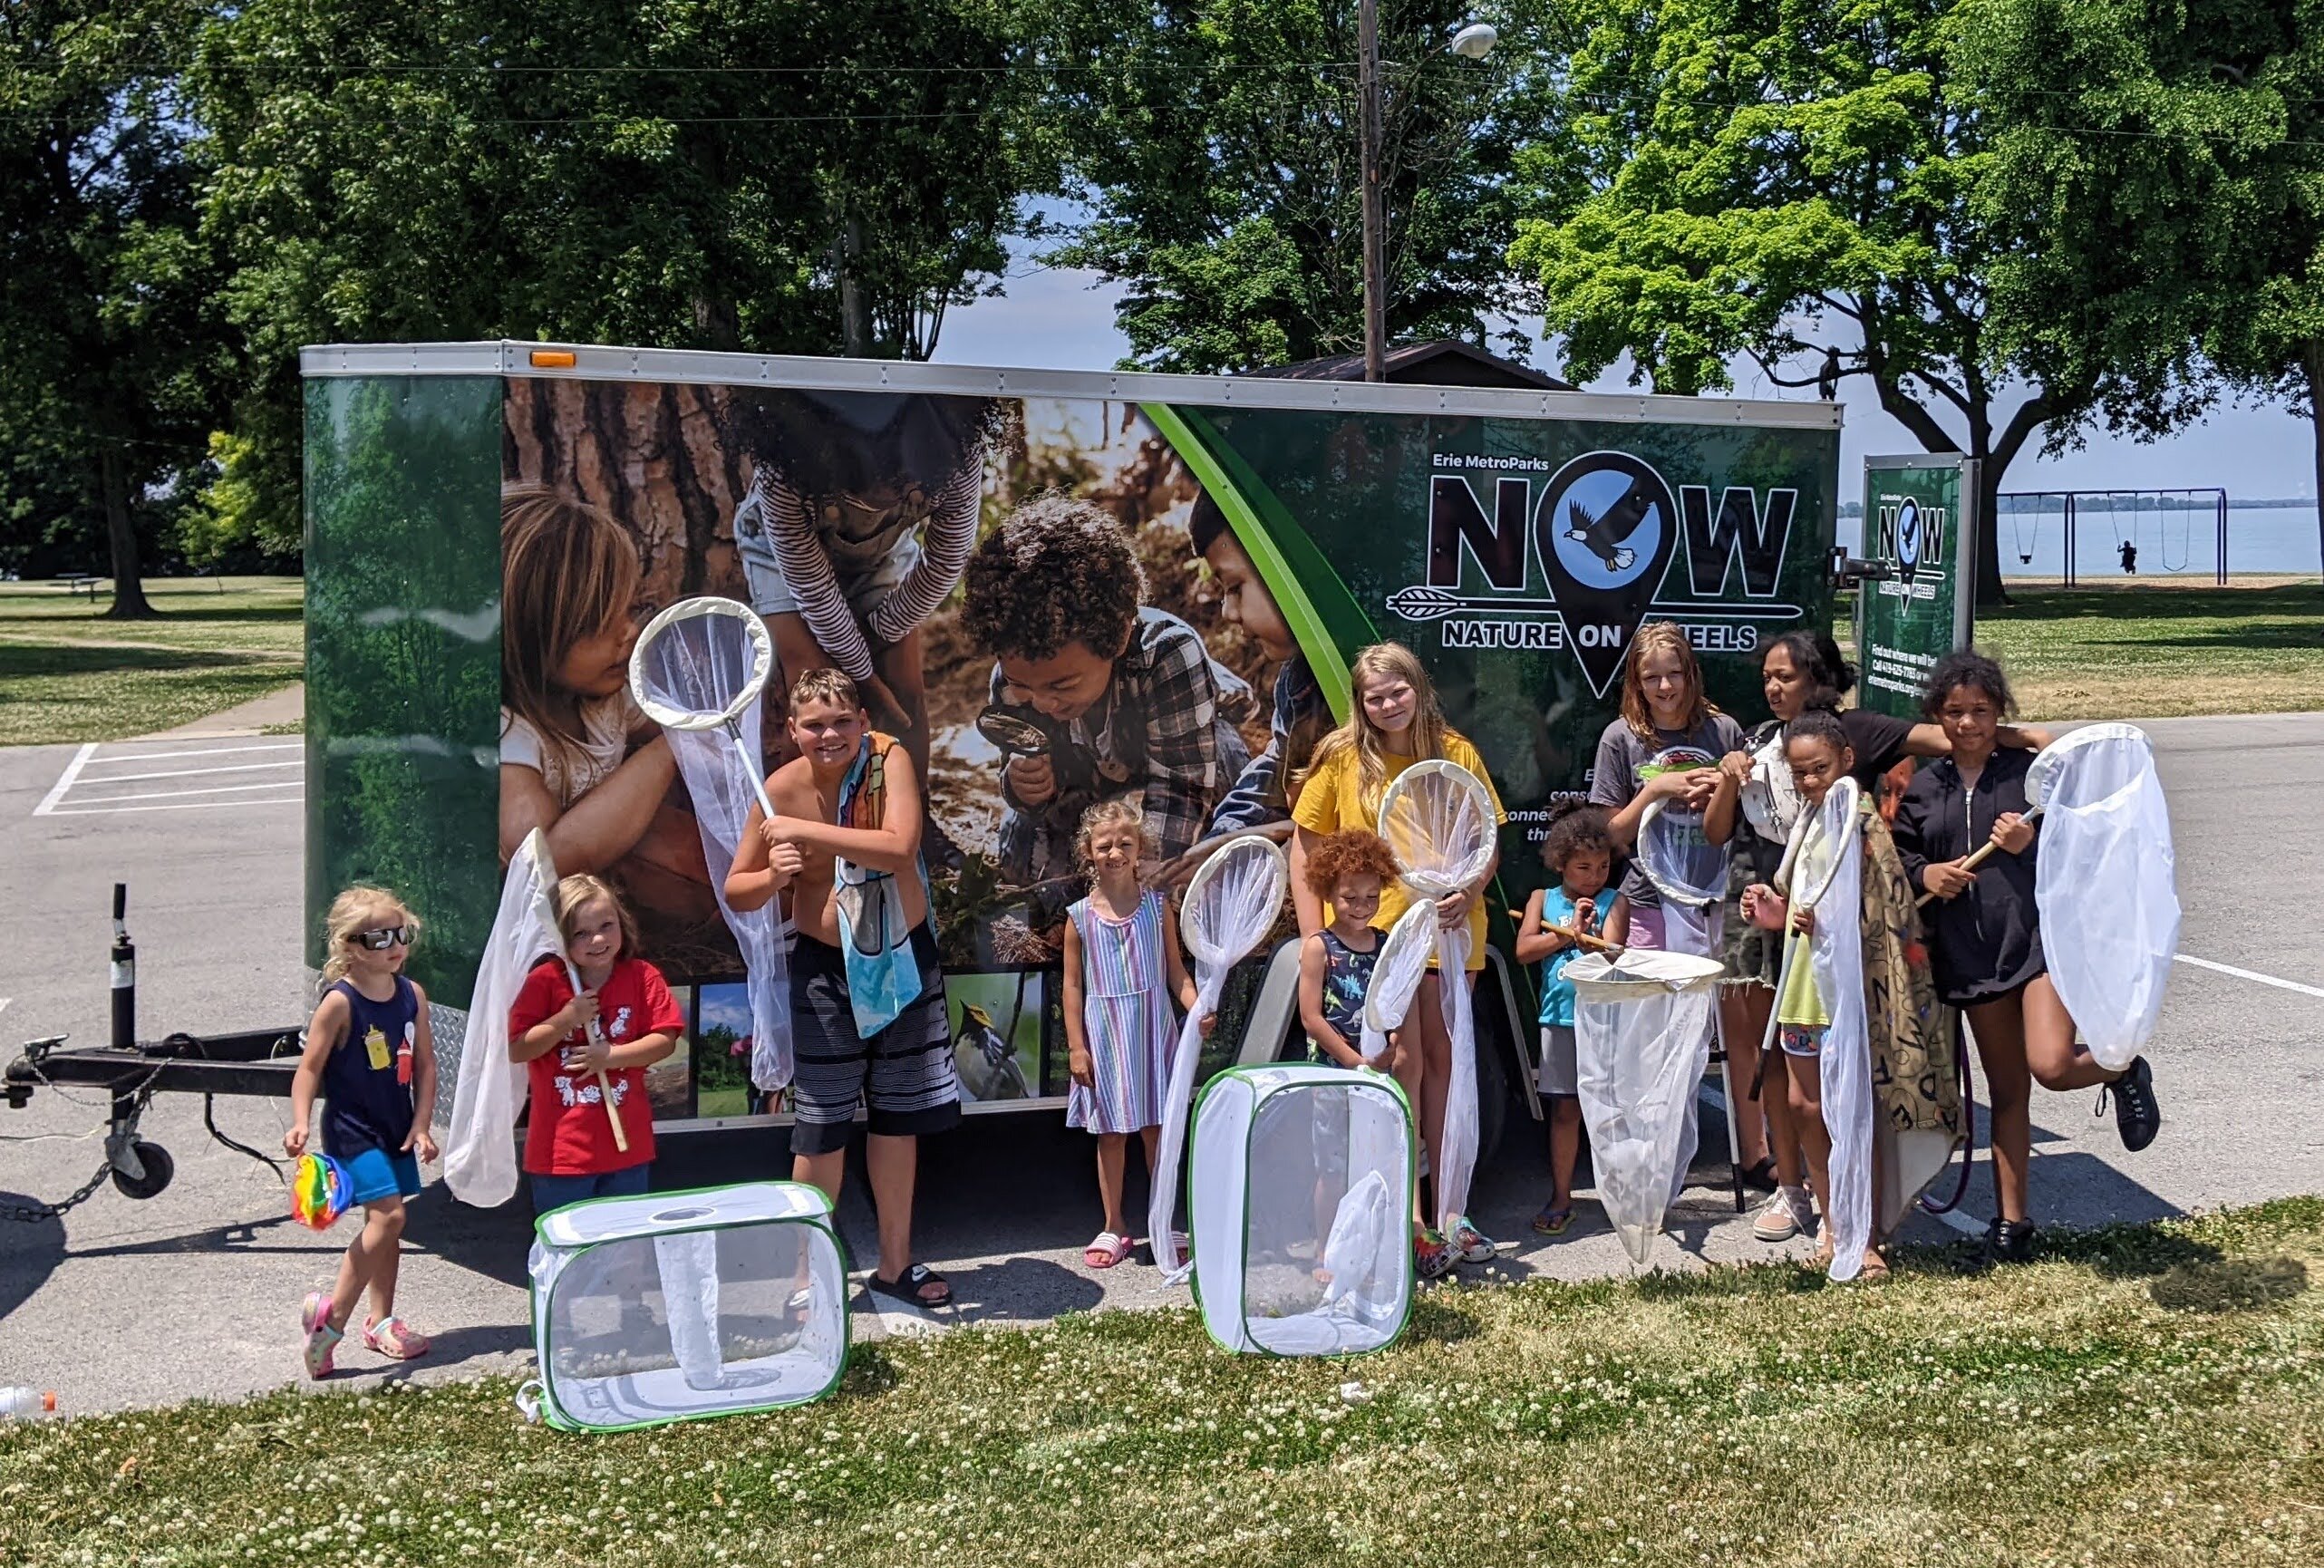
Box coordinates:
[352,925,415,951]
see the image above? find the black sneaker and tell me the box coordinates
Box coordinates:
[1986,1216,2038,1264]
[2097,1055,2162,1152]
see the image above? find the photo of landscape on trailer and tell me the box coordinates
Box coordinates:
[301,344,1838,1137]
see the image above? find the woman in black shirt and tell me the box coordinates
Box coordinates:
[1891,653,2162,1263]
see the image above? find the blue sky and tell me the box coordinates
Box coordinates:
[933,255,2322,501]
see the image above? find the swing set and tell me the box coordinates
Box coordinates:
[1997,489,2228,586]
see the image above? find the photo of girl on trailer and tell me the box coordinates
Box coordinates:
[498,382,1293,1114]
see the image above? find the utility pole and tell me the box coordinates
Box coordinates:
[1359,0,1387,383]
[1358,10,1496,382]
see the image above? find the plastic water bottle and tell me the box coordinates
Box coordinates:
[0,1389,57,1418]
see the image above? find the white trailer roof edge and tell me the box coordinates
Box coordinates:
[298,339,1844,432]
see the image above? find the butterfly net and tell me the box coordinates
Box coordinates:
[2028,724,2179,1070]
[1570,949,1724,1263]
[1798,782,1874,1282]
[524,1183,847,1431]
[1377,760,1496,1234]
[445,830,566,1207]
[1192,1065,1414,1356]
[1635,798,1728,952]
[1358,900,1438,1063]
[1148,836,1288,1279]
[628,598,794,1092]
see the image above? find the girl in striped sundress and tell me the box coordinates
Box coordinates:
[1061,799,1201,1270]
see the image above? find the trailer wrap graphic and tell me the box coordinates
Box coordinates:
[304,370,1836,1123]
[1397,450,1807,696]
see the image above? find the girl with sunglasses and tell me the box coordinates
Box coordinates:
[285,887,438,1379]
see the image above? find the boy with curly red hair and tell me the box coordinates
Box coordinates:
[1296,829,1403,1069]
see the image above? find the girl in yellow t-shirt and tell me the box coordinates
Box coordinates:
[1291,643,1506,1279]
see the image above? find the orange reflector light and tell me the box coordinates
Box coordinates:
[529,350,578,368]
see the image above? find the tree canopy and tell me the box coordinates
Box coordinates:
[187,0,1038,557]
[1035,0,1559,373]
[1958,0,2324,572]
[1507,0,2144,602]
[1,0,228,607]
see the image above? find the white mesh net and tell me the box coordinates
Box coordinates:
[628,598,794,1092]
[525,1183,847,1431]
[1192,1065,1414,1356]
[1569,949,1724,1264]
[1376,760,1496,1234]
[1149,836,1289,1280]
[1636,797,1728,960]
[2028,723,2179,1070]
[1358,899,1437,1064]
[1800,786,1873,1283]
[629,598,775,732]
[445,831,566,1207]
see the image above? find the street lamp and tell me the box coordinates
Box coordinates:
[1360,7,1499,381]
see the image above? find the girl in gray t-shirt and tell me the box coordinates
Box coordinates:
[1584,624,1743,947]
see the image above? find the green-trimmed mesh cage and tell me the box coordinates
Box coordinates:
[524,1182,848,1432]
[1190,1065,1415,1356]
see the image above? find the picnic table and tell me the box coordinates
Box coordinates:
[55,574,103,598]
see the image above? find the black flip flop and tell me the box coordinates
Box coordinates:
[1738,1157,1780,1194]
[868,1263,951,1311]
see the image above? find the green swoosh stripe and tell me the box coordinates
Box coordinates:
[1138,402,1373,722]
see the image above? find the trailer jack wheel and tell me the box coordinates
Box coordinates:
[109,1139,174,1201]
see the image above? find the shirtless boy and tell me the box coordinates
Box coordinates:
[725,668,961,1309]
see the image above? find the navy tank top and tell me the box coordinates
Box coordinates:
[1309,928,1379,1060]
[321,976,419,1158]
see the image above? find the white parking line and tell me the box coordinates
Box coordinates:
[1927,1205,1986,1239]
[32,742,97,817]
[44,794,305,817]
[2174,953,2324,1001]
[65,779,304,806]
[86,740,301,766]
[69,760,302,786]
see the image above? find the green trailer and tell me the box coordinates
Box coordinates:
[290,342,1838,1163]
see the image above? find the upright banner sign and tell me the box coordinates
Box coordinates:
[1857,455,1977,718]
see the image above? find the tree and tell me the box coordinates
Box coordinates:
[1033,0,1562,373]
[0,0,227,613]
[1958,0,2323,577]
[1508,0,2124,605]
[190,0,1037,547]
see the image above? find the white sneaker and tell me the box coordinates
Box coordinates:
[1753,1185,1816,1244]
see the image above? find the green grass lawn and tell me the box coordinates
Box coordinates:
[1977,579,2322,719]
[5,1200,2319,1568]
[0,576,303,745]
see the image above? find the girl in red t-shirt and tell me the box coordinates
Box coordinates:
[508,876,683,1214]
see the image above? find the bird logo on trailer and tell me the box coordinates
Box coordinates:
[1894,498,1924,571]
[1877,493,1944,585]
[1393,450,1806,698]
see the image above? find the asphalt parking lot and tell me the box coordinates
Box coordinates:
[2,713,2319,1413]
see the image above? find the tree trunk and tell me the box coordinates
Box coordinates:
[2302,341,2324,582]
[1972,456,2009,611]
[839,215,870,358]
[100,442,154,619]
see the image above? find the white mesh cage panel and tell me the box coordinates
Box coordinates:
[527,1182,847,1431]
[1191,1066,1414,1357]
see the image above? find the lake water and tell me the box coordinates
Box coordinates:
[1837,501,2322,579]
